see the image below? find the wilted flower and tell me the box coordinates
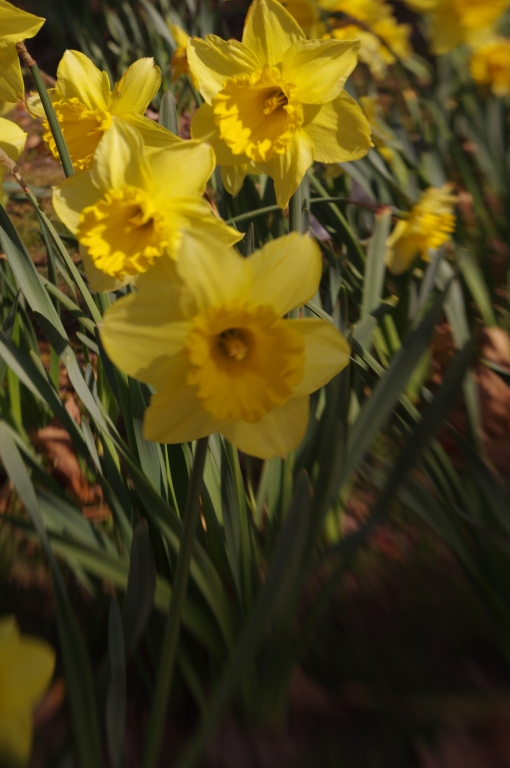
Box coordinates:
[170,25,199,89]
[403,0,510,55]
[27,50,180,172]
[187,0,372,209]
[0,0,44,102]
[0,616,55,765]
[0,115,26,191]
[385,184,457,274]
[53,120,240,292]
[470,38,510,96]
[100,231,351,459]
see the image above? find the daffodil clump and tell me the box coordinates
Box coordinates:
[101,230,350,459]
[53,120,240,291]
[187,0,372,208]
[0,115,26,191]
[0,0,44,102]
[28,50,180,171]
[404,0,510,54]
[0,616,55,765]
[320,0,413,79]
[386,185,458,275]
[470,38,510,96]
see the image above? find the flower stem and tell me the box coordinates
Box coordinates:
[289,184,303,233]
[141,436,209,768]
[16,42,74,178]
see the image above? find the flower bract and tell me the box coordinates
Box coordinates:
[0,616,55,765]
[187,0,372,208]
[385,184,457,274]
[27,50,180,172]
[0,115,26,191]
[100,230,351,459]
[0,0,44,102]
[53,119,241,292]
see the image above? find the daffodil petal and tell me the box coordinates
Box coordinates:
[221,163,251,196]
[0,0,45,45]
[187,36,259,104]
[24,90,45,118]
[385,229,418,275]
[149,141,214,203]
[242,0,304,67]
[0,116,26,163]
[302,93,372,164]
[2,639,55,706]
[52,173,101,234]
[256,129,314,209]
[0,45,24,102]
[282,39,360,104]
[430,2,463,55]
[118,112,181,148]
[143,353,231,443]
[100,274,190,385]
[90,118,152,193]
[54,50,111,111]
[110,58,161,116]
[82,248,134,293]
[176,199,243,246]
[0,711,32,764]
[175,230,252,316]
[289,318,350,397]
[190,103,245,165]
[249,232,321,316]
[221,395,309,458]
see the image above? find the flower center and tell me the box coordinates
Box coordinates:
[263,90,288,115]
[212,67,303,163]
[185,301,305,423]
[44,98,113,171]
[76,186,168,278]
[218,328,249,361]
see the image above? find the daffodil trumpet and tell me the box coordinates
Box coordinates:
[100,230,351,460]
[187,0,372,209]
[53,119,241,293]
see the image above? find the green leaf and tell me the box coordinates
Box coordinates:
[106,600,126,768]
[123,521,157,658]
[361,209,392,320]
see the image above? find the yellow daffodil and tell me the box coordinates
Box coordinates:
[27,50,180,172]
[278,0,324,38]
[360,96,394,164]
[187,0,372,209]
[321,0,412,79]
[0,100,17,116]
[470,38,510,96]
[170,25,199,89]
[53,119,241,292]
[403,0,510,54]
[0,0,44,102]
[0,116,26,192]
[101,230,350,459]
[0,616,55,765]
[385,184,457,274]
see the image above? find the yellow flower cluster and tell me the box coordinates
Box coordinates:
[470,38,510,96]
[47,0,357,459]
[320,0,413,79]
[386,184,458,275]
[404,0,510,54]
